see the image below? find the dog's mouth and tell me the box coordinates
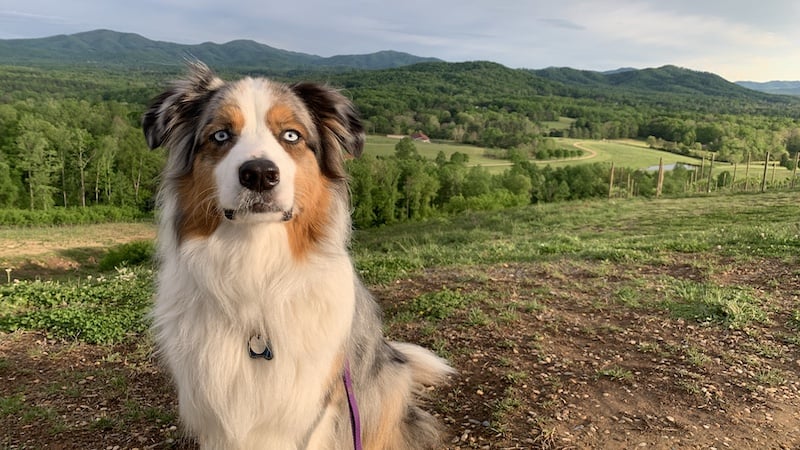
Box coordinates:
[223,206,293,222]
[223,194,294,222]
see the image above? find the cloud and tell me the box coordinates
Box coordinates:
[539,17,585,31]
[1,0,799,80]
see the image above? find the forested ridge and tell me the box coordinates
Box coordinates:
[0,29,441,70]
[2,35,800,225]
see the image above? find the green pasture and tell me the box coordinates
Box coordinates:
[567,139,794,180]
[363,135,508,168]
[364,135,794,180]
[541,116,577,130]
[353,190,800,284]
[548,139,710,169]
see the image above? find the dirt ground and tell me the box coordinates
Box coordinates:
[1,255,800,449]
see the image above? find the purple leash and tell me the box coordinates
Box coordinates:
[342,359,363,450]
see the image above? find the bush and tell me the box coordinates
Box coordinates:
[0,206,148,227]
[99,240,155,271]
[663,280,767,329]
[0,268,153,344]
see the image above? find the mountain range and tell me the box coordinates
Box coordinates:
[735,80,800,96]
[0,29,796,98]
[0,29,441,70]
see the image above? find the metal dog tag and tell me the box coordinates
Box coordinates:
[248,335,273,360]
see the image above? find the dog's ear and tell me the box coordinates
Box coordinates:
[290,83,365,179]
[142,62,224,164]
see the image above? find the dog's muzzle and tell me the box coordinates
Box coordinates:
[223,158,293,222]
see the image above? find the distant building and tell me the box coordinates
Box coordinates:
[410,132,431,143]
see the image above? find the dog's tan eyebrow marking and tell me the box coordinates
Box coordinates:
[266,104,308,138]
[214,103,245,134]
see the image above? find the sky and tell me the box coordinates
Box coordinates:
[1,0,799,82]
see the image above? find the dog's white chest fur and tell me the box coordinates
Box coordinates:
[153,222,355,448]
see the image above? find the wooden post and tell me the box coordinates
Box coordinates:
[793,152,799,188]
[761,152,770,193]
[771,161,777,184]
[731,162,737,190]
[626,172,632,198]
[699,155,706,191]
[744,152,751,191]
[608,162,615,199]
[656,157,664,198]
[707,153,715,193]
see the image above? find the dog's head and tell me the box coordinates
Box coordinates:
[143,63,364,243]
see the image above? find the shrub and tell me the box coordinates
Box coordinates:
[0,206,148,227]
[0,268,153,344]
[663,280,768,329]
[99,240,155,271]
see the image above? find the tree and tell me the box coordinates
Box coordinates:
[785,128,800,156]
[0,159,19,207]
[93,135,118,204]
[394,137,419,160]
[16,115,61,210]
[55,127,93,207]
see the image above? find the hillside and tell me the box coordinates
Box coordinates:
[0,29,440,70]
[2,29,796,111]
[737,80,800,96]
[532,64,781,101]
[2,193,800,448]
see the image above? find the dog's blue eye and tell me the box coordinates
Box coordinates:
[282,130,301,143]
[212,130,231,144]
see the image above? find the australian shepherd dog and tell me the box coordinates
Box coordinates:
[142,62,453,449]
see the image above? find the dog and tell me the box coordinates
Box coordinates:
[142,62,453,449]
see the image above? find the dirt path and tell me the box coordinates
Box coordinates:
[0,222,155,260]
[570,141,599,160]
[0,222,155,278]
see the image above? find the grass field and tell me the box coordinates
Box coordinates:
[541,116,577,130]
[364,135,505,167]
[547,138,706,169]
[366,135,796,181]
[2,191,800,448]
[551,138,795,180]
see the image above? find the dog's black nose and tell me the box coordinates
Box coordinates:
[239,159,280,192]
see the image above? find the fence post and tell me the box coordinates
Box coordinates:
[626,172,632,197]
[656,157,664,198]
[744,152,751,191]
[706,153,715,193]
[608,162,615,199]
[699,156,706,191]
[761,152,769,193]
[793,152,799,188]
[771,161,777,184]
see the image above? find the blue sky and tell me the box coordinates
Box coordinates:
[1,0,799,81]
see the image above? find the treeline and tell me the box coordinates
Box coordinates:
[0,96,162,211]
[2,63,800,224]
[347,138,705,228]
